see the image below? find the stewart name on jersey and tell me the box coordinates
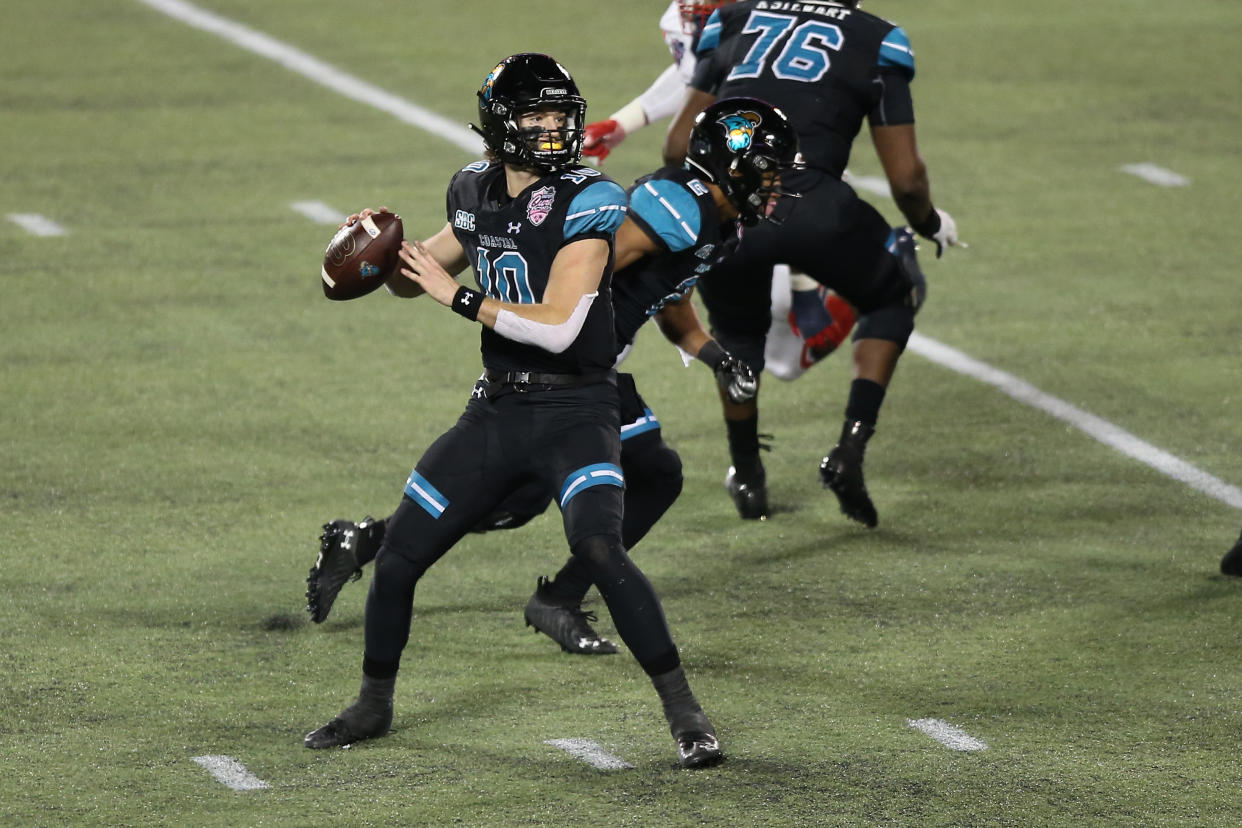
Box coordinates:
[612,166,737,351]
[447,161,629,375]
[693,1,917,177]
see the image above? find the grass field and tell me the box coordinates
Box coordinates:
[3,0,1241,824]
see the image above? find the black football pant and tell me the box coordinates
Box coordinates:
[361,381,681,679]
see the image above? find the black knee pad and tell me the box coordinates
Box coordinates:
[570,534,631,587]
[854,303,917,349]
[623,434,684,494]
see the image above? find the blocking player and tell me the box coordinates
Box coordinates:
[307,98,804,660]
[663,0,962,528]
[582,0,858,519]
[303,53,722,769]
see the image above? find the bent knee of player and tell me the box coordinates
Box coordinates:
[854,304,916,350]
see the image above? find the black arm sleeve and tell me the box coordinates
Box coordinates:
[867,68,915,127]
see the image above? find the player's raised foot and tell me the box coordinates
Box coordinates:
[1221,529,1242,576]
[724,463,769,520]
[304,694,393,749]
[524,577,618,655]
[306,517,377,623]
[819,431,879,528]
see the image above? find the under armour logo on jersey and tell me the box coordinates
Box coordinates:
[508,222,522,234]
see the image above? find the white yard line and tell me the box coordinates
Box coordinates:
[290,200,347,225]
[7,213,68,236]
[140,0,1240,512]
[906,718,988,752]
[191,755,270,790]
[545,738,634,770]
[137,0,482,154]
[1120,163,1190,187]
[908,333,1242,509]
[842,170,892,199]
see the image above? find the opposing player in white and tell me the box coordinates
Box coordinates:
[582,0,856,381]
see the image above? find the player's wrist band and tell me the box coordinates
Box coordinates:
[912,206,941,239]
[697,340,727,370]
[452,286,483,321]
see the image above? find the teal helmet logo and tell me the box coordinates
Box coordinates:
[717,110,762,152]
[480,63,504,101]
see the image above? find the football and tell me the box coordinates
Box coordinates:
[320,210,404,300]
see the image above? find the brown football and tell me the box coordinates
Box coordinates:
[320,211,403,300]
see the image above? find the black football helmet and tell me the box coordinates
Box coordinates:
[685,97,805,226]
[470,53,587,173]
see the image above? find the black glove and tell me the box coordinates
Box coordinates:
[714,355,758,404]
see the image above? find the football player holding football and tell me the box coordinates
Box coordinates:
[303,53,723,769]
[663,0,961,529]
[307,99,804,665]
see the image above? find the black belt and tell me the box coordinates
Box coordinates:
[484,370,610,389]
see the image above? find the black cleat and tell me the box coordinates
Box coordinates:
[306,517,374,623]
[676,730,724,769]
[724,465,769,520]
[1221,529,1242,576]
[523,577,618,655]
[668,707,723,769]
[304,697,393,749]
[819,424,878,528]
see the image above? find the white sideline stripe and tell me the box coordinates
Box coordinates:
[842,170,892,199]
[545,738,633,770]
[290,200,346,225]
[144,0,1241,513]
[136,0,483,155]
[1120,163,1190,187]
[906,718,988,752]
[191,755,270,790]
[908,332,1242,510]
[7,213,67,236]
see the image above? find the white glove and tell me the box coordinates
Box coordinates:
[931,208,959,257]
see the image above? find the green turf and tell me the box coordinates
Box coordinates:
[3,0,1241,824]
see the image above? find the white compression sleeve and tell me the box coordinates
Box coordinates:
[636,63,689,124]
[493,292,597,354]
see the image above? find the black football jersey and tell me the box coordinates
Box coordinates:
[446,161,628,374]
[612,167,738,352]
[692,0,916,177]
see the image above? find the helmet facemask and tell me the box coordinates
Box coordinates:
[472,54,587,173]
[677,1,731,35]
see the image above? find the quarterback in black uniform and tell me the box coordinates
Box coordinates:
[664,0,962,526]
[303,53,722,769]
[306,99,802,660]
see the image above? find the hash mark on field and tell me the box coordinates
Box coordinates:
[7,213,67,236]
[906,718,988,752]
[191,755,270,790]
[290,200,346,225]
[545,738,633,770]
[1120,163,1190,187]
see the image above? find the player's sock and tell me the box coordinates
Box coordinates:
[845,378,886,427]
[725,414,762,472]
